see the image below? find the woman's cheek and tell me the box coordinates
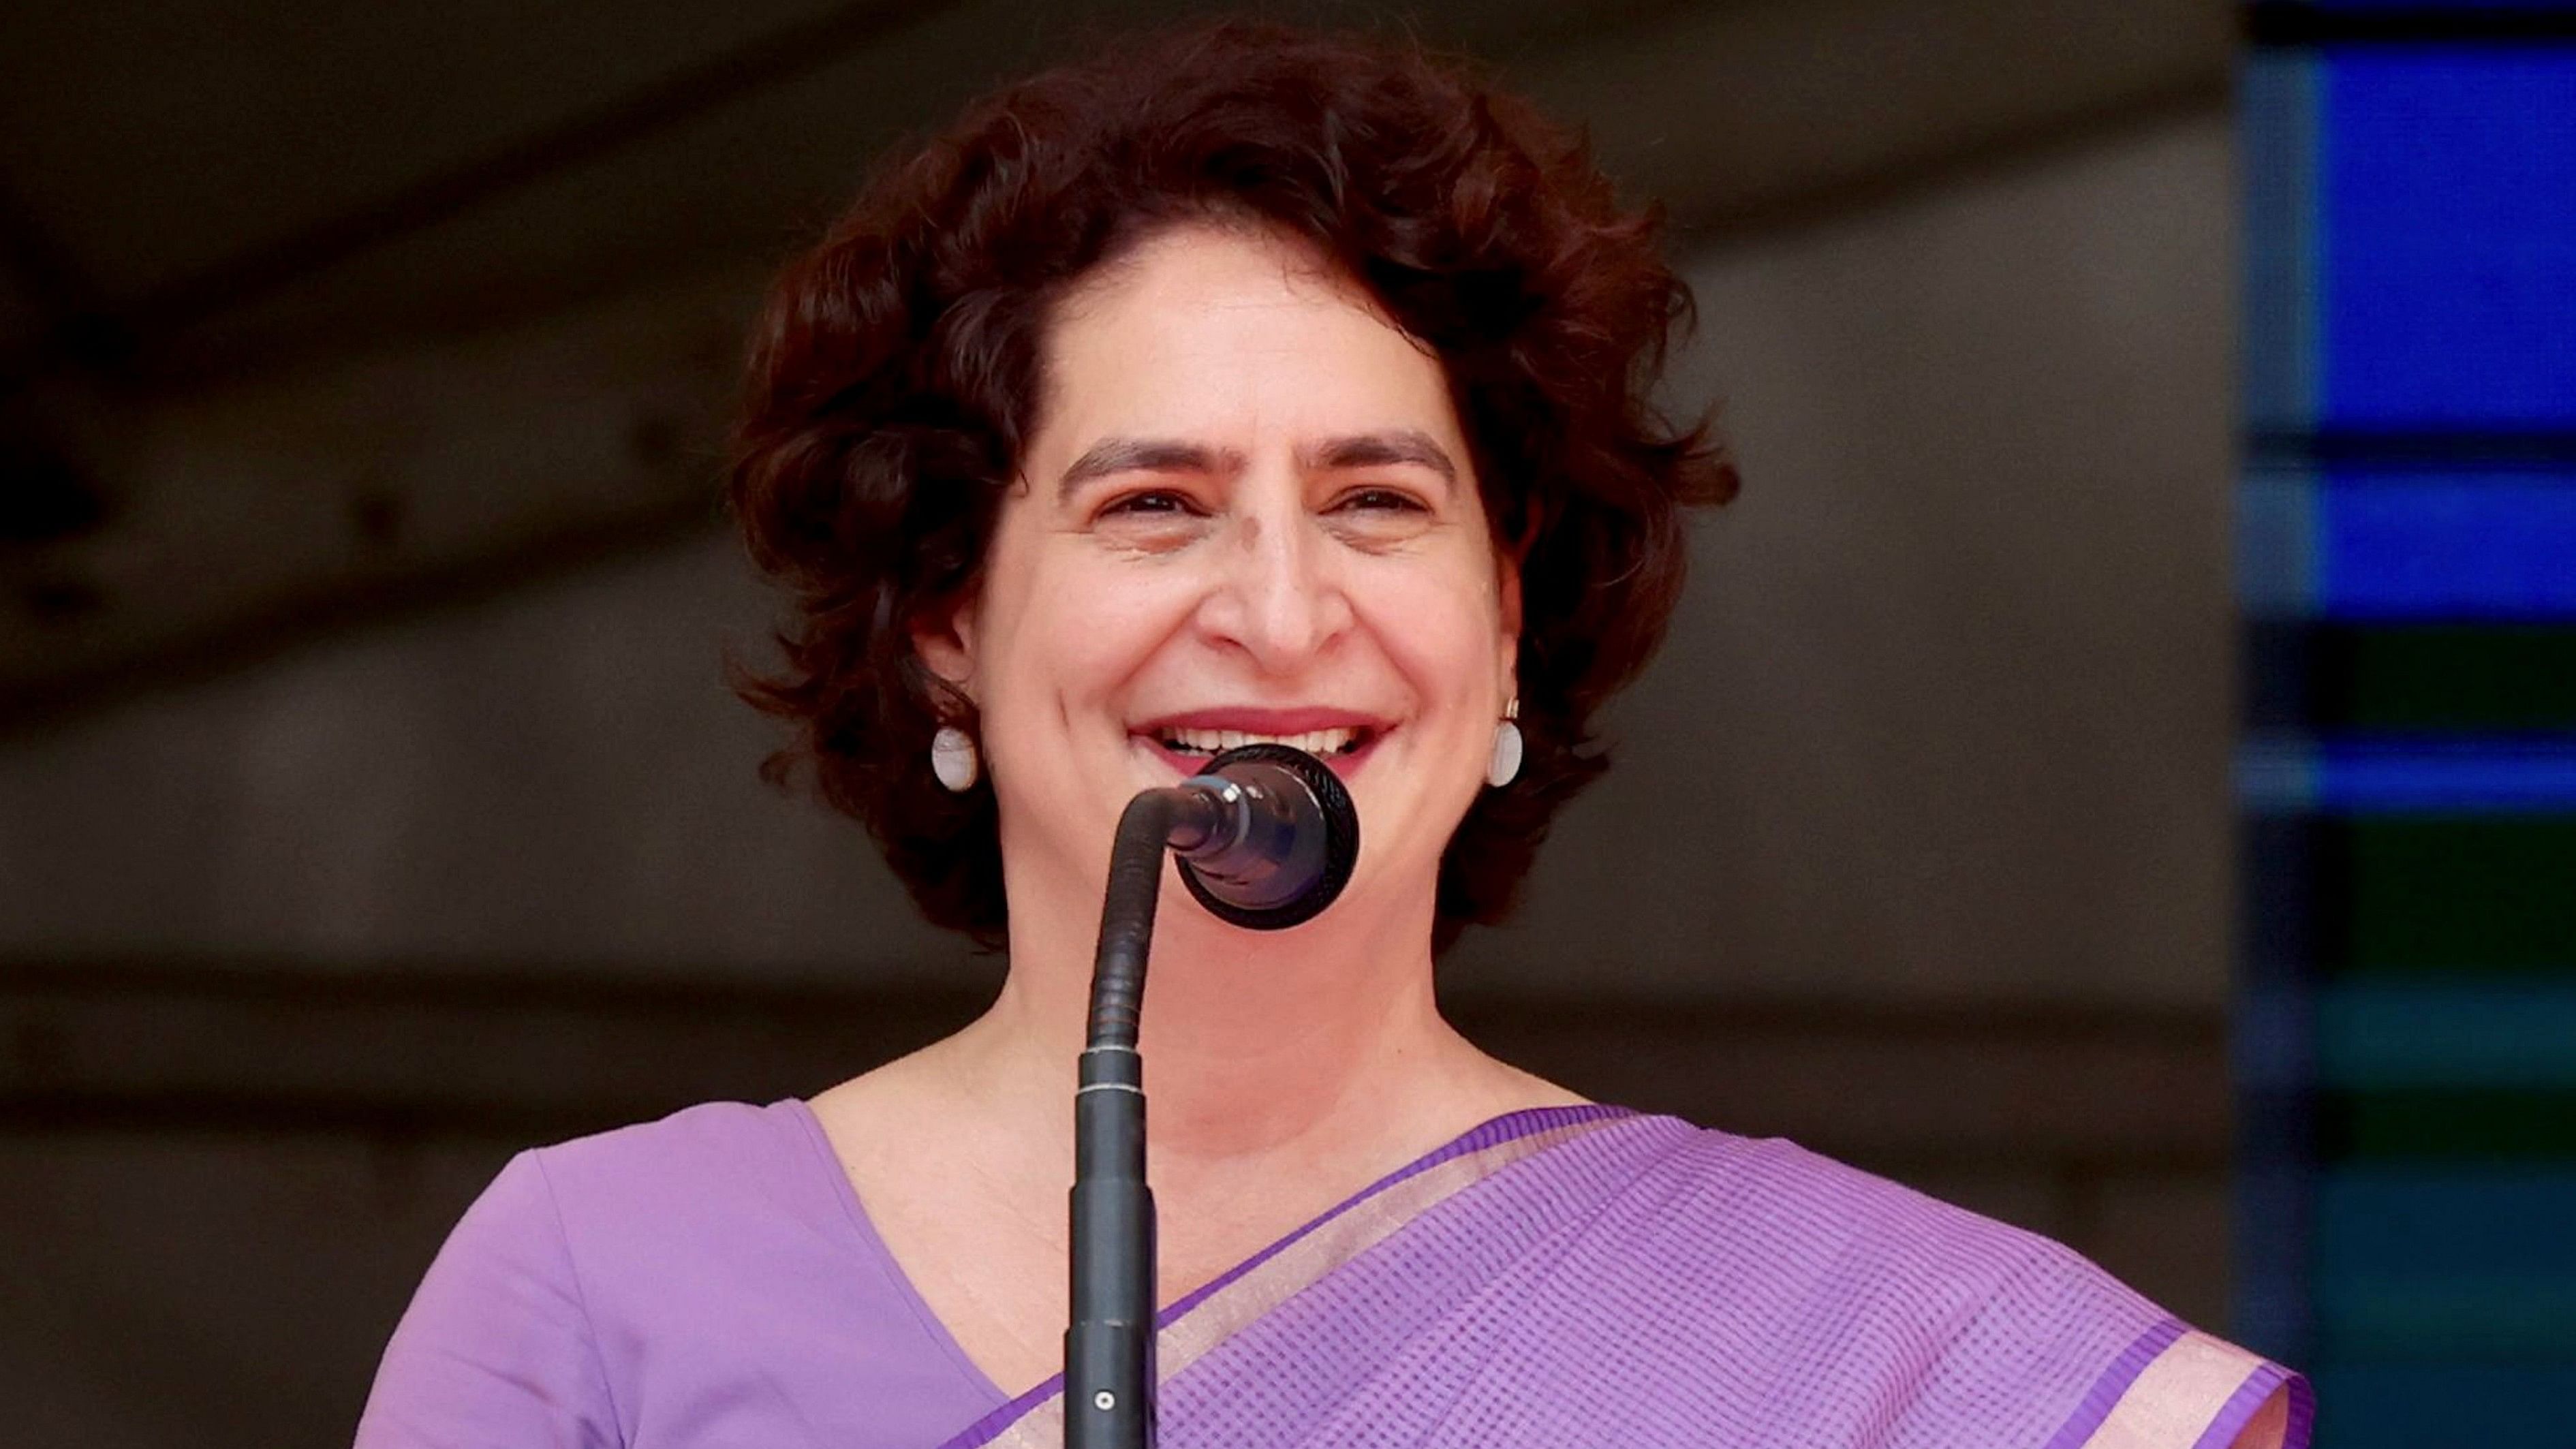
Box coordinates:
[1032,561,1204,689]
[1370,581,1500,697]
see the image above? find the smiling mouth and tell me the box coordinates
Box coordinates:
[1148,726,1376,759]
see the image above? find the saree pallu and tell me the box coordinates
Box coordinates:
[950,1108,2310,1448]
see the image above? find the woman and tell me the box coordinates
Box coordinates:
[358,21,2307,1448]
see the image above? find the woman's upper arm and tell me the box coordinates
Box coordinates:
[354,1151,621,1449]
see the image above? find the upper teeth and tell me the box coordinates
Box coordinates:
[1156,727,1363,755]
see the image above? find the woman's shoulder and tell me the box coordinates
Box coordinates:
[1626,1121,2160,1323]
[382,1100,865,1376]
[1581,1119,2306,1446]
[358,1102,828,1446]
[506,1097,852,1256]
[528,1097,816,1190]
[388,1097,856,1326]
[362,1100,1002,1445]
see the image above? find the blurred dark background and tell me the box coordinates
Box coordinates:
[3,1,2254,1444]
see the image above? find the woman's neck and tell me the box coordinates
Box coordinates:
[811,868,1582,1337]
[927,868,1556,1198]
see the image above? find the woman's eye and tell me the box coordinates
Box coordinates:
[1100,490,1199,518]
[1335,487,1429,514]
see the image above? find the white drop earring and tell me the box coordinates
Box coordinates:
[1486,698,1523,789]
[930,725,979,792]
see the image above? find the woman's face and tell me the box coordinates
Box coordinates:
[920,221,1519,929]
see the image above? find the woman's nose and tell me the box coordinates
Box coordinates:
[1196,502,1354,673]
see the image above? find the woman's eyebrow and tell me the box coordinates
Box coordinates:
[1057,437,1245,497]
[1303,429,1458,486]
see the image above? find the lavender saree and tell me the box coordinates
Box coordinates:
[360,1101,2308,1449]
[950,1107,2308,1449]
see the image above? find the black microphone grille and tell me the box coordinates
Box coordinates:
[1176,741,1360,931]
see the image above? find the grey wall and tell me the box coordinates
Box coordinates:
[1475,108,2235,1008]
[2,110,2233,1003]
[0,538,952,978]
[0,108,2234,1447]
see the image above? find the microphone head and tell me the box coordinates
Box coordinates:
[1175,741,1360,931]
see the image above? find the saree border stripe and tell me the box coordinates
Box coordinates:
[2198,1369,2312,1449]
[940,1106,1637,1449]
[1158,1104,1638,1324]
[1151,1117,1626,1377]
[2042,1320,2188,1449]
[2075,1328,2278,1449]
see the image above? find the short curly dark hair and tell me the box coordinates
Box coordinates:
[729,19,1735,954]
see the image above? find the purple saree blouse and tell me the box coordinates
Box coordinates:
[356,1100,2309,1448]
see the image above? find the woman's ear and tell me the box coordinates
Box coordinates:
[910,595,980,705]
[1495,548,1523,690]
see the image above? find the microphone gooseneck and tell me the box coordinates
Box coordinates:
[1064,744,1360,1449]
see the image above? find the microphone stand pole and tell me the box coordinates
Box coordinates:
[1066,786,1224,1449]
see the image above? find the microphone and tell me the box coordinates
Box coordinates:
[1165,741,1361,930]
[1063,742,1359,1448]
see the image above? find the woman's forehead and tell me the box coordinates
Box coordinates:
[1035,225,1463,458]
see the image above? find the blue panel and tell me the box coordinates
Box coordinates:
[2238,737,2576,812]
[2321,1280,2576,1357]
[2319,985,2576,1087]
[2319,477,2576,619]
[2322,51,2576,426]
[2318,1173,2576,1369]
[2317,1170,2576,1277]
[2315,741,2576,810]
[2244,54,2320,433]
[2241,10,2576,1422]
[2237,475,2317,619]
[2313,1365,2576,1448]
